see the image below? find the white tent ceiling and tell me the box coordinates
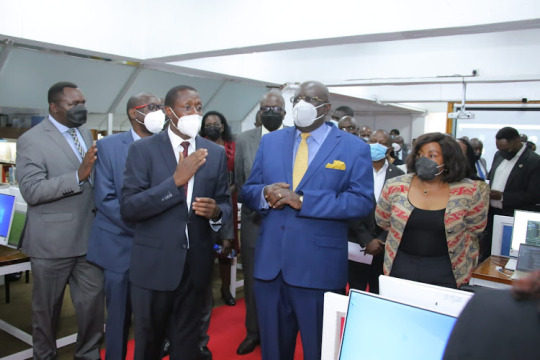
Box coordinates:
[1,0,540,132]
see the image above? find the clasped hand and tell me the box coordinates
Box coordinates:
[264,182,302,210]
[365,239,385,256]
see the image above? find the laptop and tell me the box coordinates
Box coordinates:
[511,243,540,280]
[338,289,457,360]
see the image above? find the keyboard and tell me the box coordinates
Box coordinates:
[505,258,517,271]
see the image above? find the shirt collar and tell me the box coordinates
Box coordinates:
[130,128,141,141]
[295,122,330,144]
[374,159,389,174]
[262,123,284,137]
[48,114,71,134]
[168,126,196,150]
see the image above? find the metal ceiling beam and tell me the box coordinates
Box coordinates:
[202,80,228,112]
[0,39,14,74]
[107,64,143,113]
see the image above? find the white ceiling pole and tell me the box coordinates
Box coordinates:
[107,113,113,136]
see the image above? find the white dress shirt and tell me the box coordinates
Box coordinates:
[373,160,389,202]
[490,144,526,209]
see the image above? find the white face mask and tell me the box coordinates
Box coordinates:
[292,100,326,128]
[135,110,165,134]
[170,109,202,138]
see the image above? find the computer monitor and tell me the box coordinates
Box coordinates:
[510,210,540,257]
[379,275,473,317]
[0,192,16,247]
[339,289,457,360]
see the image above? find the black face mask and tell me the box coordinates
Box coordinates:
[205,127,221,141]
[66,105,88,127]
[261,111,283,132]
[473,153,481,161]
[415,156,444,181]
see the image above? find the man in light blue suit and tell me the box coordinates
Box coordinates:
[241,81,374,360]
[87,92,164,360]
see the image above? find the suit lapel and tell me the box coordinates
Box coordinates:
[42,118,80,166]
[191,136,204,206]
[248,127,262,166]
[120,130,135,160]
[296,126,341,189]
[282,128,296,187]
[156,131,178,176]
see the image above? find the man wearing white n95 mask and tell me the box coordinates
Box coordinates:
[87,92,163,360]
[241,81,373,360]
[121,85,231,360]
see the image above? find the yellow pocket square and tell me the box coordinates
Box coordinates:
[325,160,346,170]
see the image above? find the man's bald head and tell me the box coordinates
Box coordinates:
[338,116,359,135]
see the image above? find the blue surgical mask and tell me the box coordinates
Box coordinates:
[370,143,388,161]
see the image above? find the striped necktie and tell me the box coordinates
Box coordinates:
[293,133,311,191]
[67,128,85,160]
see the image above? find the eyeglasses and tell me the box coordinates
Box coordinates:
[339,126,358,131]
[260,106,284,113]
[290,96,326,105]
[133,103,163,112]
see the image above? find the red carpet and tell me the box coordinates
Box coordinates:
[100,298,303,359]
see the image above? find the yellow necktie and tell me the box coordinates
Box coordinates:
[293,132,311,190]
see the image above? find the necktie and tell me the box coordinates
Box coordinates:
[181,141,190,195]
[476,161,485,179]
[67,128,85,160]
[293,133,311,191]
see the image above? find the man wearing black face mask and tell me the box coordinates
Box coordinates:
[234,89,286,355]
[16,81,103,359]
[484,126,540,260]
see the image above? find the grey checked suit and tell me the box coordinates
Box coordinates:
[16,117,104,360]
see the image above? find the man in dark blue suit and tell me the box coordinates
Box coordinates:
[87,92,164,359]
[120,85,231,360]
[241,81,374,360]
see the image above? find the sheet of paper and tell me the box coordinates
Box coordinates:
[348,241,373,265]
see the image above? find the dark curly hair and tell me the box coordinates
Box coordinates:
[406,132,468,183]
[200,111,234,142]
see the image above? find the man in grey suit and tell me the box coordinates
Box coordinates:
[16,81,104,359]
[234,90,286,355]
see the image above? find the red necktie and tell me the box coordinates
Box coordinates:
[181,141,190,196]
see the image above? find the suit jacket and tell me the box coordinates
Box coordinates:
[87,131,135,273]
[241,125,374,290]
[234,126,263,249]
[487,146,540,215]
[120,131,231,291]
[376,174,490,286]
[349,163,404,247]
[16,118,95,258]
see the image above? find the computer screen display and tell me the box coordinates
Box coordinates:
[339,290,457,360]
[0,192,16,245]
[516,243,540,272]
[510,210,540,257]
